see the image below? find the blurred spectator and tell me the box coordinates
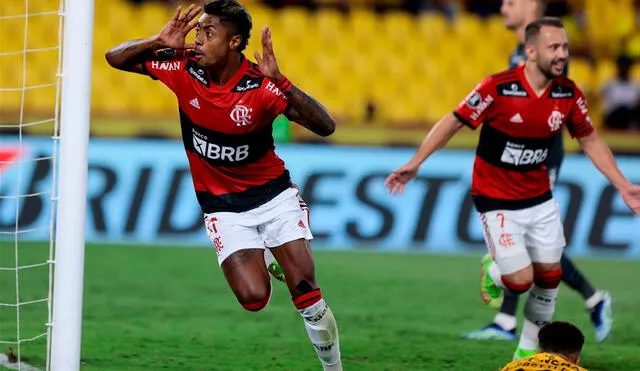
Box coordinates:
[464,0,572,18]
[464,0,500,17]
[365,100,377,123]
[404,0,458,20]
[601,55,640,130]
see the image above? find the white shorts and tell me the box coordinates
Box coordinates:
[204,187,314,265]
[479,199,566,275]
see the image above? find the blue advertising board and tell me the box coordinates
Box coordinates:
[0,137,638,257]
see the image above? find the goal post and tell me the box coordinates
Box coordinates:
[49,0,95,370]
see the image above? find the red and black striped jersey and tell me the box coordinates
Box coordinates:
[453,64,594,212]
[143,51,291,213]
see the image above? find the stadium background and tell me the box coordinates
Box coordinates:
[1,0,640,370]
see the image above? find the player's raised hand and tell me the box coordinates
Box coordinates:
[254,26,283,81]
[156,5,201,50]
[385,162,420,195]
[621,184,640,215]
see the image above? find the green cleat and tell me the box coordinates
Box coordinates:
[480,253,503,309]
[267,261,285,282]
[513,347,537,361]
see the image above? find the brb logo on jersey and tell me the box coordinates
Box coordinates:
[500,141,548,166]
[230,105,253,127]
[192,128,249,163]
[547,110,564,132]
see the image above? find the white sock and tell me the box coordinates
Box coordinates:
[489,261,505,289]
[518,318,540,351]
[493,312,517,331]
[519,285,558,351]
[299,299,342,371]
[585,290,604,309]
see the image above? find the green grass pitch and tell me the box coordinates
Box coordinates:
[1,243,639,370]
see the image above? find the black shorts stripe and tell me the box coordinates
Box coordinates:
[472,190,552,213]
[197,170,292,213]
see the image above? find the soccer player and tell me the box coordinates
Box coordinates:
[501,321,587,371]
[462,0,613,343]
[105,1,342,369]
[385,17,640,360]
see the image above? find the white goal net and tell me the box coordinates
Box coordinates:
[0,1,93,370]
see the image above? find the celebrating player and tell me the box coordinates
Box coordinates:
[105,1,342,369]
[501,321,587,371]
[386,17,640,360]
[462,0,613,343]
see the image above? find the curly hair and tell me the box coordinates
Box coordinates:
[204,0,252,52]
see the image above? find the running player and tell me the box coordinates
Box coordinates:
[462,0,613,343]
[501,321,586,371]
[386,17,640,360]
[105,1,342,369]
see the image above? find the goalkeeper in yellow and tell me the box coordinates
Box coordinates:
[502,322,587,371]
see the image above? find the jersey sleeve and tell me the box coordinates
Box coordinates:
[141,49,187,93]
[260,79,289,117]
[567,87,595,138]
[453,76,496,129]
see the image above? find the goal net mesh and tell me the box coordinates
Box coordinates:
[0,0,65,369]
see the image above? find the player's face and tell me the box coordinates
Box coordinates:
[194,14,243,67]
[531,26,569,78]
[501,0,525,30]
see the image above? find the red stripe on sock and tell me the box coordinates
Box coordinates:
[534,268,562,289]
[502,278,532,295]
[293,288,322,310]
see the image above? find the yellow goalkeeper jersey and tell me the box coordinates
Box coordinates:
[501,352,587,371]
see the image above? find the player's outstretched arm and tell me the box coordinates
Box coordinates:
[578,131,640,215]
[385,113,463,195]
[281,85,335,137]
[105,5,200,74]
[254,26,335,137]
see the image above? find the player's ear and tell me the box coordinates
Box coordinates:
[525,43,537,61]
[229,35,242,50]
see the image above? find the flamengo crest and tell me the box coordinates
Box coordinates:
[230,105,253,126]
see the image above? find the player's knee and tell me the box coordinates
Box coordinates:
[502,277,533,295]
[502,269,534,295]
[534,267,563,289]
[238,286,271,312]
[292,281,322,310]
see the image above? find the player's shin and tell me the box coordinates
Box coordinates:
[517,268,562,357]
[293,289,342,370]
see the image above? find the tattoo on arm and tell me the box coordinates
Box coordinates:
[284,85,336,137]
[105,37,161,74]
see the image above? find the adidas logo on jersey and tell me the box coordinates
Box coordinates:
[189,98,200,109]
[510,113,523,123]
[298,220,306,229]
